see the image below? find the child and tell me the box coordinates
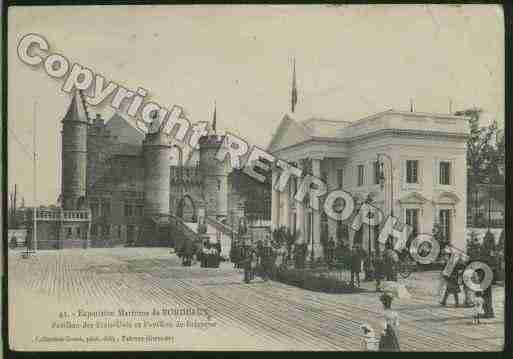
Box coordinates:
[360,324,378,351]
[473,291,484,324]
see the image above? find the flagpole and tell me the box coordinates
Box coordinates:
[33,101,38,253]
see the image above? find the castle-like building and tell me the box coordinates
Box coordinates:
[29,91,270,249]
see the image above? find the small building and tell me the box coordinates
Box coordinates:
[17,207,91,250]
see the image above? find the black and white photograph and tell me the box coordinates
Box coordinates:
[5,4,506,352]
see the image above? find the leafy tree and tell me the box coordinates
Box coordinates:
[454,108,503,186]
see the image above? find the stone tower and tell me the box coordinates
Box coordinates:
[61,90,90,210]
[199,133,229,220]
[142,129,172,217]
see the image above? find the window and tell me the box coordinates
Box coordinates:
[76,227,81,237]
[129,171,136,187]
[439,209,451,243]
[118,225,122,238]
[374,161,381,185]
[91,224,98,236]
[124,204,133,217]
[440,161,451,185]
[102,225,110,236]
[357,165,365,186]
[90,203,99,218]
[136,205,144,217]
[101,201,111,217]
[405,209,419,236]
[337,169,344,189]
[121,163,129,177]
[67,228,72,237]
[406,160,418,184]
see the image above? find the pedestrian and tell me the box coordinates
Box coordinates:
[383,240,398,281]
[182,239,193,266]
[472,292,484,325]
[260,238,273,281]
[378,292,400,351]
[478,266,495,319]
[250,249,258,280]
[327,236,336,266]
[351,244,364,288]
[459,256,475,308]
[361,323,378,351]
[215,239,222,258]
[479,242,496,319]
[242,248,252,283]
[440,266,460,307]
[374,251,385,292]
[201,241,209,268]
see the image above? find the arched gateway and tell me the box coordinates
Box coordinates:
[176,194,197,222]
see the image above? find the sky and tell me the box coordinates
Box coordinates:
[7,4,504,206]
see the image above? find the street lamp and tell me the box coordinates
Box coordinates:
[377,153,394,218]
[364,194,373,261]
[308,207,314,264]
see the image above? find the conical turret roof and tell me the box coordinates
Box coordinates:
[62,90,90,124]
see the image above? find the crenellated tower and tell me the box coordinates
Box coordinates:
[61,90,90,210]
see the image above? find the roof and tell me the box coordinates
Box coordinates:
[301,117,351,137]
[62,90,90,123]
[105,112,145,146]
[267,108,471,154]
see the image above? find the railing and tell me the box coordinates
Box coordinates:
[34,209,91,222]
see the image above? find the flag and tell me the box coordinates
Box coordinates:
[291,58,298,113]
[212,101,217,133]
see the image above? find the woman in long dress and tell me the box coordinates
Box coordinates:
[379,292,400,351]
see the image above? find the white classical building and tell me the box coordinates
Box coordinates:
[267,109,470,257]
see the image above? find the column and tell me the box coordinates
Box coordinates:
[311,157,322,259]
[296,161,305,243]
[271,169,280,230]
[283,181,290,228]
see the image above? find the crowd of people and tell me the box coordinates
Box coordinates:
[176,237,223,268]
[176,227,500,352]
[230,236,276,284]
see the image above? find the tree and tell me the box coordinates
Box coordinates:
[454,108,502,186]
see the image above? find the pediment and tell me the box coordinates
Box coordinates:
[434,191,461,205]
[267,114,312,153]
[399,192,429,205]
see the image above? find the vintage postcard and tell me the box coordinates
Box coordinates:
[6,4,505,352]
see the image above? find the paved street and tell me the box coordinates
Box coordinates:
[8,248,504,351]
